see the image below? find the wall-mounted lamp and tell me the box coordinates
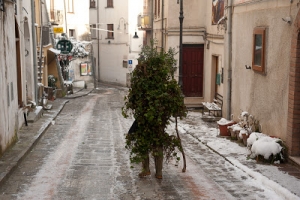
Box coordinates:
[282,16,291,24]
[245,65,251,69]
[108,40,111,44]
[133,32,139,39]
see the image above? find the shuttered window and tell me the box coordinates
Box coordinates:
[50,0,54,20]
[90,0,96,8]
[90,24,97,39]
[107,0,113,7]
[107,24,114,39]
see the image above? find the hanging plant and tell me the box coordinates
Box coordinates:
[122,43,187,178]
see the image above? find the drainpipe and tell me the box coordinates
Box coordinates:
[226,0,233,119]
[161,0,164,50]
[64,0,68,36]
[31,0,38,102]
[151,0,154,40]
[39,0,43,84]
[97,0,100,82]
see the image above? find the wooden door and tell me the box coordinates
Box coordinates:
[182,44,204,97]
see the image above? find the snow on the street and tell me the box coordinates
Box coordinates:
[173,111,300,200]
[17,96,98,200]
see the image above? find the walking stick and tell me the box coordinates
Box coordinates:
[175,117,186,172]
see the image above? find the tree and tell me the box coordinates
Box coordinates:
[122,44,187,179]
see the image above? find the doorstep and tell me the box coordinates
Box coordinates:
[289,156,300,169]
[184,97,203,108]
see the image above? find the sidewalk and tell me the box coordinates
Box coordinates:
[0,88,94,188]
[176,111,300,199]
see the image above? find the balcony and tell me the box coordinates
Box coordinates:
[138,14,152,31]
[50,10,64,25]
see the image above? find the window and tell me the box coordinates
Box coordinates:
[90,0,96,8]
[50,0,54,20]
[107,24,114,39]
[80,63,93,76]
[252,27,266,73]
[68,0,74,13]
[143,0,148,10]
[107,0,113,7]
[154,0,157,18]
[69,29,75,38]
[158,0,160,17]
[90,24,97,39]
[42,27,50,45]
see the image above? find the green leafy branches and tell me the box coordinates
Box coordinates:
[122,44,187,164]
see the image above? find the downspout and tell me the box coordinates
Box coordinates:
[226,0,233,119]
[31,0,38,102]
[151,0,154,40]
[64,0,68,36]
[97,0,100,82]
[39,0,43,84]
[161,0,164,50]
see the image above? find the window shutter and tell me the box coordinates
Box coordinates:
[90,0,96,8]
[107,24,114,39]
[42,26,50,46]
[107,0,113,7]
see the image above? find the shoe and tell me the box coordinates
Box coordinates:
[155,175,162,179]
[138,171,151,177]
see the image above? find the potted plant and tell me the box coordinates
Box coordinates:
[46,75,57,100]
[217,118,236,136]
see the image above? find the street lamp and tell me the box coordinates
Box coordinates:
[177,0,184,90]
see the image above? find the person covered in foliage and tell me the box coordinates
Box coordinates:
[122,43,187,179]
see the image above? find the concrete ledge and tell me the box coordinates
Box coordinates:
[72,80,86,88]
[27,106,43,123]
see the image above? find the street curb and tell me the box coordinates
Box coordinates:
[63,88,94,99]
[0,100,69,188]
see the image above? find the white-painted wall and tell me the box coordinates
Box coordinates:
[89,0,143,86]
[0,1,27,153]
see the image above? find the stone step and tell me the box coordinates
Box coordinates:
[27,106,44,123]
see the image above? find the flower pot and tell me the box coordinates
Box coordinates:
[230,129,237,140]
[242,133,249,146]
[44,87,54,100]
[218,122,235,136]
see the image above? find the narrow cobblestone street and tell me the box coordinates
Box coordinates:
[0,84,297,199]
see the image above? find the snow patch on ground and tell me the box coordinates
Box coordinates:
[173,111,300,199]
